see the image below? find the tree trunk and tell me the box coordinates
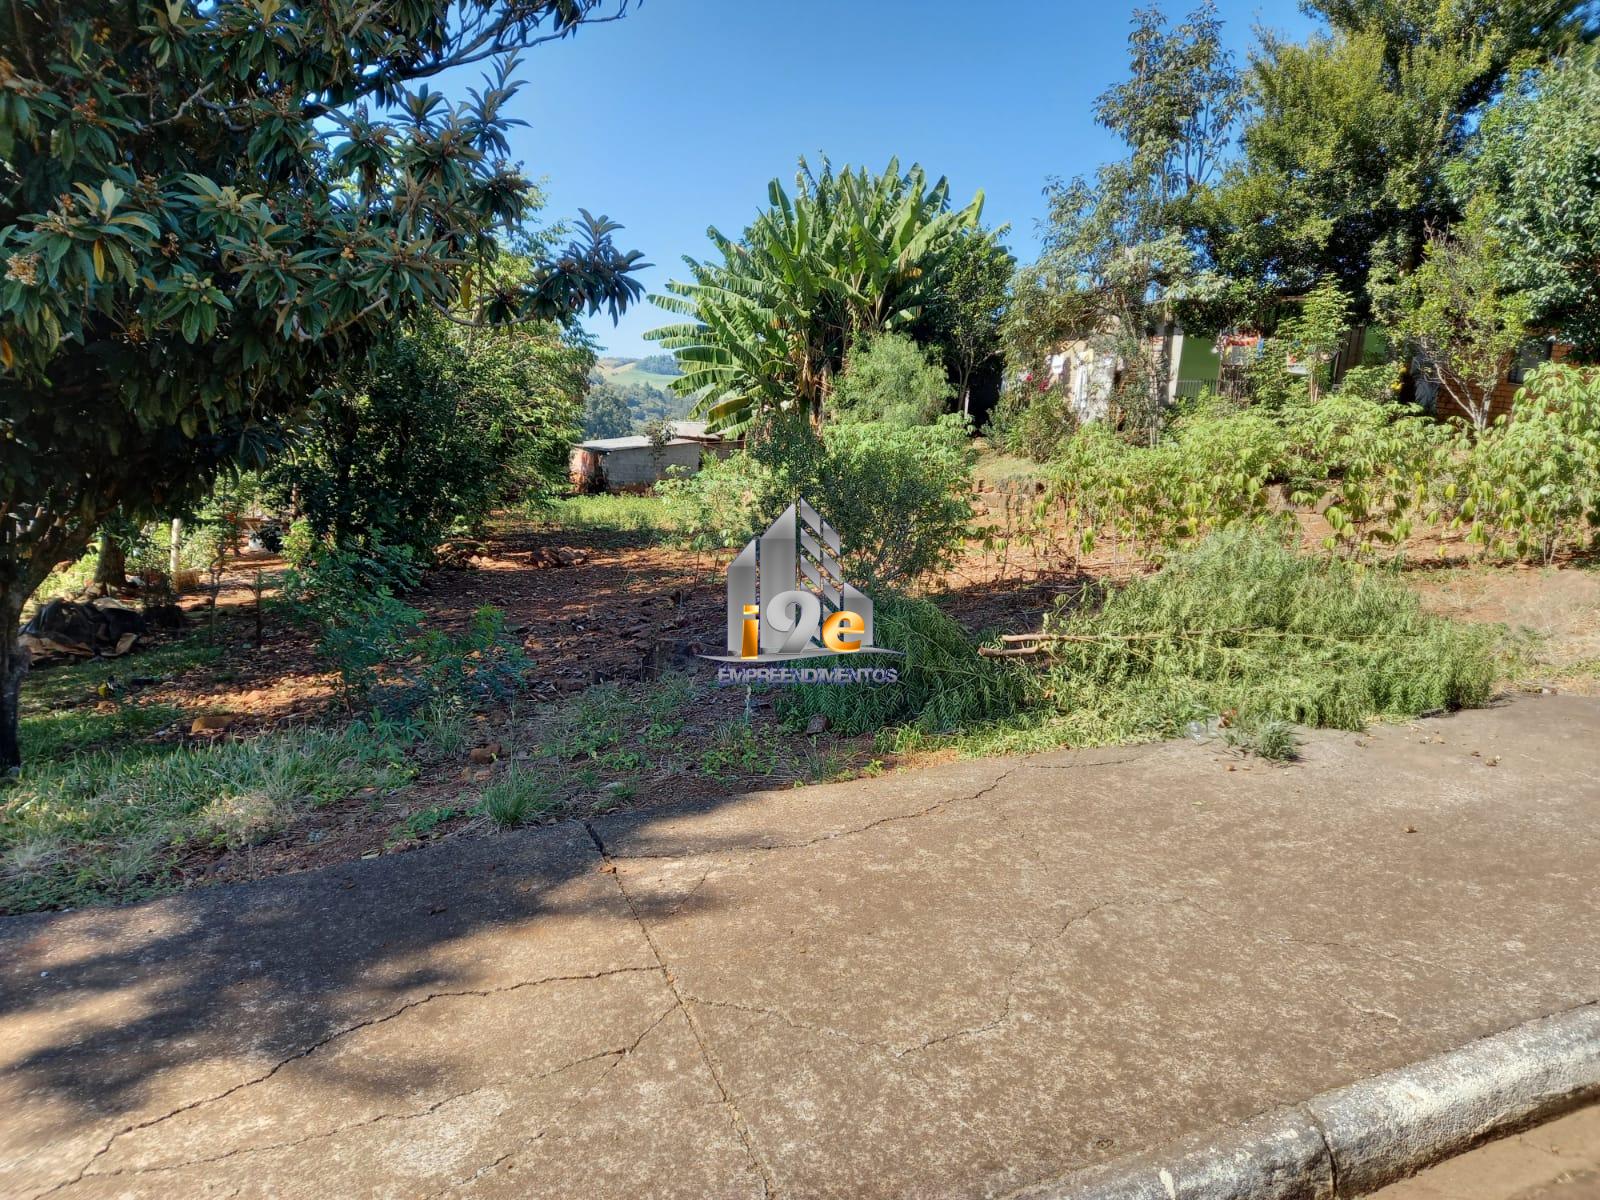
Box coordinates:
[94,531,127,588]
[169,518,183,581]
[1,595,27,775]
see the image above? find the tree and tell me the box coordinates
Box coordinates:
[1200,0,1592,318]
[0,0,645,771]
[1026,3,1241,439]
[920,228,1015,416]
[1467,47,1600,359]
[268,307,591,559]
[832,334,955,429]
[1279,279,1353,402]
[647,159,983,433]
[583,384,637,439]
[1390,203,1532,430]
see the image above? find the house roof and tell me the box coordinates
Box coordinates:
[575,420,722,454]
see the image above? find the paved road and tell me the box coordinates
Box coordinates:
[3,697,1599,1199]
[1373,1105,1600,1199]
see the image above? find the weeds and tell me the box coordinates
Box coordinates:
[477,766,560,828]
[1,722,416,912]
[1224,720,1301,762]
[541,495,674,544]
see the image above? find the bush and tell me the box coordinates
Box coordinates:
[1046,407,1285,561]
[832,333,954,428]
[281,543,527,711]
[665,414,976,589]
[266,310,589,562]
[985,380,1080,460]
[1457,363,1600,563]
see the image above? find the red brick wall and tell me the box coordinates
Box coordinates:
[1435,344,1572,425]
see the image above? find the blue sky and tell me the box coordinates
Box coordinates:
[496,0,1321,357]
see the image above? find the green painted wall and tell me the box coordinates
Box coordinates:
[1177,332,1221,384]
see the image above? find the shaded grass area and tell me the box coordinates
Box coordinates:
[20,639,224,764]
[1,721,417,913]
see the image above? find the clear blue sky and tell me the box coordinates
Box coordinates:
[494,0,1321,358]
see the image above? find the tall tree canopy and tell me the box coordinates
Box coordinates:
[647,159,985,433]
[1199,0,1594,318]
[1025,3,1241,434]
[0,0,645,770]
[1465,46,1600,358]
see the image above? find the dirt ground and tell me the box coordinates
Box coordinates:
[19,502,1600,899]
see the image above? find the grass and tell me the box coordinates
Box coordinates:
[18,635,226,765]
[21,703,185,763]
[540,494,675,544]
[476,765,560,828]
[22,637,222,711]
[0,721,416,913]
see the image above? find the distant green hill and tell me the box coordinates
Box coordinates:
[583,356,694,438]
[594,354,681,392]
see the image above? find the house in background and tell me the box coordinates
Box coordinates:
[568,421,736,494]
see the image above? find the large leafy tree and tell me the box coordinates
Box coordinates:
[0,0,645,770]
[647,159,983,433]
[1466,47,1600,359]
[1200,0,1593,317]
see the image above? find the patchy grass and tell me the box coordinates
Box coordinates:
[476,766,561,828]
[18,636,225,765]
[21,703,185,764]
[540,494,674,544]
[0,722,416,913]
[22,638,222,712]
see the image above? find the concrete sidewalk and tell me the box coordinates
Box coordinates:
[3,696,1599,1199]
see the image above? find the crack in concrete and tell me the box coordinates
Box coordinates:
[598,763,1024,862]
[32,965,660,1199]
[679,994,902,1057]
[678,895,1144,1062]
[1178,896,1468,982]
[419,1003,678,1200]
[585,822,778,1199]
[897,894,1138,1057]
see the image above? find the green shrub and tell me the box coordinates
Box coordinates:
[282,545,527,711]
[985,380,1080,460]
[1046,408,1285,561]
[667,414,976,589]
[1457,363,1600,563]
[832,333,954,428]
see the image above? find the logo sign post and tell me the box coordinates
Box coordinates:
[704,500,900,686]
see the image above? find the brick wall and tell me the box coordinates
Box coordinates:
[1435,344,1571,425]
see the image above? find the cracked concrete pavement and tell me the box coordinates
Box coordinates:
[3,695,1598,1199]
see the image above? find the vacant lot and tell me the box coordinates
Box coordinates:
[6,486,1597,914]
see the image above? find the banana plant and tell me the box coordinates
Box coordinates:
[646,158,983,434]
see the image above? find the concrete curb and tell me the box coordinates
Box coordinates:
[1010,1003,1600,1200]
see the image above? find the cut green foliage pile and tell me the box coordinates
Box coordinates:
[777,594,1029,737]
[1037,529,1498,742]
[1,723,415,913]
[790,531,1500,757]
